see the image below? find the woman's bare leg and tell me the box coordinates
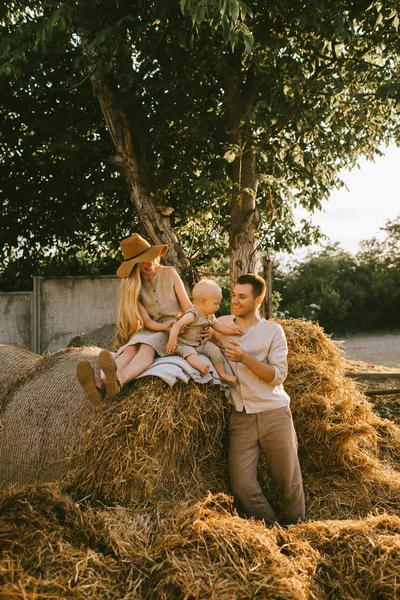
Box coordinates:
[115,344,139,372]
[118,344,155,385]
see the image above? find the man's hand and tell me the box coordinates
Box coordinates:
[224,339,246,363]
[197,325,211,343]
[166,338,178,354]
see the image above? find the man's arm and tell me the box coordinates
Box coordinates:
[224,326,288,385]
[224,341,276,383]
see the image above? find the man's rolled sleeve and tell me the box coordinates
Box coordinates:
[266,326,288,386]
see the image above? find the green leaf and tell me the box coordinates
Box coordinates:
[222,17,231,42]
[243,32,253,55]
[228,0,239,22]
[194,2,205,25]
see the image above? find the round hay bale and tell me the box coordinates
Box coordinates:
[68,323,116,351]
[0,344,43,399]
[0,483,143,599]
[0,347,98,487]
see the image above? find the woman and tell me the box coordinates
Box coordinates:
[76,233,193,406]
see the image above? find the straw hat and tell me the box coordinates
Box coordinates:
[116,233,168,278]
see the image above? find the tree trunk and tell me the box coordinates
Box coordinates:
[90,64,197,285]
[229,147,260,281]
[225,56,260,284]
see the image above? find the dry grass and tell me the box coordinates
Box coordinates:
[0,484,142,599]
[65,378,229,505]
[3,319,400,599]
[65,319,400,520]
[2,486,400,600]
[278,512,400,599]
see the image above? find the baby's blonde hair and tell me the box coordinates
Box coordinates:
[192,279,222,304]
[113,263,144,349]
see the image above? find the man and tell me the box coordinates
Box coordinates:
[215,273,305,525]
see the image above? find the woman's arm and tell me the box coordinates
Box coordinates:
[172,269,193,312]
[166,312,196,353]
[138,301,173,332]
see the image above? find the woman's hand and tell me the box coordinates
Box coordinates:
[224,340,246,363]
[162,320,175,331]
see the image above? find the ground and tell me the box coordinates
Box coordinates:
[340,332,400,425]
[341,332,400,369]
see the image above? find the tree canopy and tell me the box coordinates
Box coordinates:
[1,0,399,288]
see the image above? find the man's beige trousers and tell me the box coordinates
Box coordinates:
[228,405,305,524]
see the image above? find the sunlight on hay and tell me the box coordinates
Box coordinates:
[147,493,315,600]
[277,318,400,520]
[278,512,400,599]
[65,378,229,505]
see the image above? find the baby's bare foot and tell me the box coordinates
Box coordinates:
[220,373,237,383]
[200,364,210,374]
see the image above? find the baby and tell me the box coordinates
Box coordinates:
[165,279,243,383]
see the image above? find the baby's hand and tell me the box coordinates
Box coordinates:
[166,339,177,354]
[231,326,244,335]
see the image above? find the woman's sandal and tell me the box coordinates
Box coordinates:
[76,360,106,407]
[98,349,122,397]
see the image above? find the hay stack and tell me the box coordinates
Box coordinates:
[65,378,228,505]
[146,493,315,600]
[0,483,143,599]
[0,347,97,487]
[273,319,400,520]
[2,319,400,522]
[2,484,400,600]
[278,513,400,599]
[0,344,43,399]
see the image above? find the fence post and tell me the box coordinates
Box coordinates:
[32,276,42,354]
[262,258,272,320]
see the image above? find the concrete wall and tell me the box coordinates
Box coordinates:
[0,277,119,354]
[0,292,33,351]
[38,276,119,354]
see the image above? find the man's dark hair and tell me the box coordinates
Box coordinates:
[236,273,266,299]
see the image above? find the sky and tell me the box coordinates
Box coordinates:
[290,142,400,257]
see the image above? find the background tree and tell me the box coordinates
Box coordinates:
[1,0,399,288]
[273,216,400,335]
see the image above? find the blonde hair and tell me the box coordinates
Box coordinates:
[192,279,221,303]
[113,263,144,349]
